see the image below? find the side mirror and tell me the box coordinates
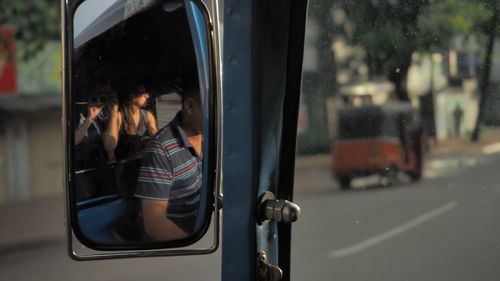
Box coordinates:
[63,0,219,259]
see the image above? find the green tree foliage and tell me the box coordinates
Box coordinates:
[336,0,494,101]
[418,0,491,50]
[336,0,430,101]
[0,0,59,60]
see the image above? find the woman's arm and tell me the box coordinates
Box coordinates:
[75,118,92,145]
[75,105,103,145]
[146,111,158,135]
[141,199,188,240]
[103,105,122,162]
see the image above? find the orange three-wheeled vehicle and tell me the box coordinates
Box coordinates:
[331,103,425,189]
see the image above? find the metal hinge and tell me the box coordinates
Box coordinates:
[257,251,283,281]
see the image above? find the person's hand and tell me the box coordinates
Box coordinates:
[107,95,119,112]
[109,103,120,114]
[88,105,104,121]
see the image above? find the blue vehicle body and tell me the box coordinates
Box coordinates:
[221,1,307,280]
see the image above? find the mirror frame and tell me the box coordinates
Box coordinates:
[62,0,222,260]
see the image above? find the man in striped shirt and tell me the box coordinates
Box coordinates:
[135,89,202,240]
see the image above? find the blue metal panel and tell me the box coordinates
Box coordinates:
[221,0,308,280]
[255,1,291,268]
[185,0,211,233]
[78,199,130,243]
[185,1,210,93]
[221,0,257,280]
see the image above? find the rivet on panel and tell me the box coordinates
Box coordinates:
[228,55,238,66]
[231,11,241,20]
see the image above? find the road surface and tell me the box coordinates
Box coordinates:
[1,148,500,281]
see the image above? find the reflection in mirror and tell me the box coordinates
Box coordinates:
[71,0,212,250]
[293,1,500,280]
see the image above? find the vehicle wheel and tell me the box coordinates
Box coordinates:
[408,171,421,182]
[380,165,398,186]
[337,175,351,190]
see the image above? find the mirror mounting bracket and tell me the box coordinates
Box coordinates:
[257,250,283,281]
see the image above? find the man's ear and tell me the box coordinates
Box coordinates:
[181,98,191,111]
[186,97,196,112]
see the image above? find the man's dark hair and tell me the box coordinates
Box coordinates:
[179,80,200,104]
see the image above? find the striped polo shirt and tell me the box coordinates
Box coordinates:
[135,112,202,233]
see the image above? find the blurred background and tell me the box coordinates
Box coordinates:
[0,1,61,204]
[292,1,500,280]
[2,0,500,280]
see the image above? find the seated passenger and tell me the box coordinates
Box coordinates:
[135,87,202,240]
[103,85,158,163]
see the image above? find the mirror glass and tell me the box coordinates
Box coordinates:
[70,0,213,250]
[293,1,500,280]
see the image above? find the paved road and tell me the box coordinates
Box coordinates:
[1,150,500,281]
[0,241,221,281]
[291,150,500,281]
